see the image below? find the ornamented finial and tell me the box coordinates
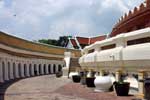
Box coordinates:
[139,3,145,10]
[134,7,138,13]
[124,13,127,19]
[128,10,132,16]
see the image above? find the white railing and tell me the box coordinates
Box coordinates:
[79,28,150,69]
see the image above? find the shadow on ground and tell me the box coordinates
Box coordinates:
[0,79,21,100]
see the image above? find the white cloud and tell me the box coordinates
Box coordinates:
[48,19,94,39]
[0,0,144,40]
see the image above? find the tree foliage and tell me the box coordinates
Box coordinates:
[38,36,72,47]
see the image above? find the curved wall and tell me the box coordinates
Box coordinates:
[0,31,81,59]
[0,31,81,83]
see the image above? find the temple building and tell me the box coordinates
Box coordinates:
[0,31,81,83]
[1,0,150,100]
[79,0,150,99]
[66,35,107,49]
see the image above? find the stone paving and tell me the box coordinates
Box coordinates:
[0,75,140,100]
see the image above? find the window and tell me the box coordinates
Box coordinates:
[127,37,150,46]
[88,49,95,53]
[101,44,116,50]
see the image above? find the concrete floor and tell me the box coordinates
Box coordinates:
[0,75,140,100]
[0,75,86,100]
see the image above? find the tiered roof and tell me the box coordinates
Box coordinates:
[68,35,107,49]
[110,0,150,37]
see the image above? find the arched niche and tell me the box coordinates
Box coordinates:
[43,64,46,75]
[53,64,56,73]
[48,64,51,74]
[13,62,16,78]
[29,64,32,76]
[24,64,28,77]
[39,64,42,75]
[18,63,22,77]
[34,64,37,76]
[58,65,62,72]
[7,62,11,79]
[2,61,5,81]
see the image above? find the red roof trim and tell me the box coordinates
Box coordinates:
[89,35,107,44]
[76,37,89,45]
[70,39,78,46]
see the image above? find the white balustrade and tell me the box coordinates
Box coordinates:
[79,28,150,68]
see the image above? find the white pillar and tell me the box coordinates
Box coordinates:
[21,63,25,78]
[46,64,49,74]
[4,61,9,81]
[61,64,64,69]
[26,63,30,77]
[55,64,59,73]
[9,61,14,79]
[51,64,54,74]
[0,59,4,83]
[36,64,39,75]
[138,70,146,99]
[41,64,44,75]
[15,62,20,78]
[31,64,34,76]
[31,64,35,76]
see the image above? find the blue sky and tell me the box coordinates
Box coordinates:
[0,0,144,40]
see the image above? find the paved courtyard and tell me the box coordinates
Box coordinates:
[0,75,139,100]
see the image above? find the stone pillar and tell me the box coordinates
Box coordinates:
[41,64,44,75]
[4,61,9,81]
[21,63,25,78]
[99,69,104,76]
[9,61,14,79]
[87,69,93,77]
[137,70,146,99]
[31,64,35,76]
[15,63,20,78]
[26,63,30,77]
[0,59,4,83]
[55,64,59,73]
[45,64,49,74]
[115,70,122,82]
[51,64,54,74]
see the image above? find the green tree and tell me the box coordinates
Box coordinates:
[38,36,72,47]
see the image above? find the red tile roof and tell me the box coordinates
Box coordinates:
[76,35,107,45]
[70,39,78,46]
[89,35,107,44]
[76,37,89,45]
[68,35,107,49]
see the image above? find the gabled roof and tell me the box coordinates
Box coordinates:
[67,34,107,49]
